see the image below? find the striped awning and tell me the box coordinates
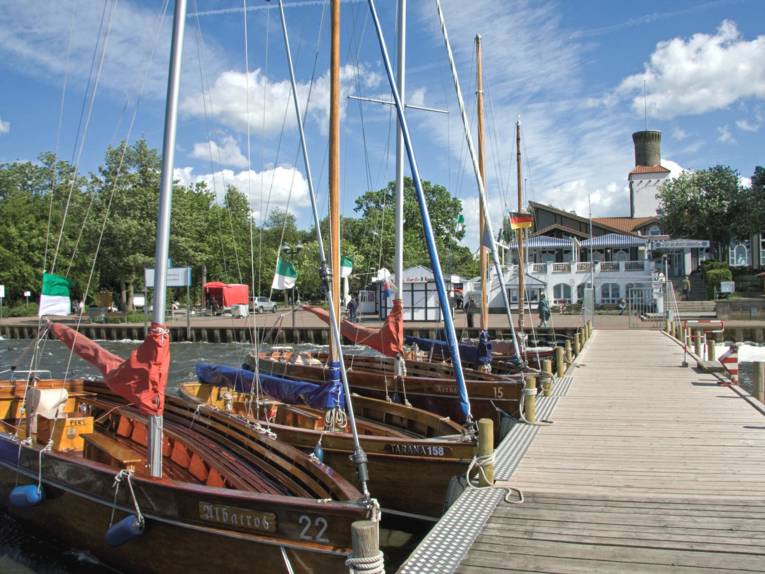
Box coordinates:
[509,235,575,249]
[580,233,646,248]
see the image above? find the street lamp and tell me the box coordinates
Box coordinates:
[282,242,303,327]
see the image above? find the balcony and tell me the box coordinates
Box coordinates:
[552,263,571,273]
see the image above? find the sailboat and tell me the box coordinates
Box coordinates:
[176,0,479,521]
[0,2,373,572]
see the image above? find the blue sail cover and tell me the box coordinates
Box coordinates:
[195,363,345,410]
[405,334,493,369]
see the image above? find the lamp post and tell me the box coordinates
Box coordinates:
[282,242,303,328]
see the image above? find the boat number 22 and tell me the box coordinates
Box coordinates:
[298,515,329,543]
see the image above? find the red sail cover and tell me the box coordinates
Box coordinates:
[304,299,404,358]
[49,321,170,416]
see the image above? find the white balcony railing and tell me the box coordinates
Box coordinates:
[552,263,571,272]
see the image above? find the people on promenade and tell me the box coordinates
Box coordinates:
[681,275,691,300]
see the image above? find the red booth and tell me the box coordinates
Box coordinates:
[203,282,249,309]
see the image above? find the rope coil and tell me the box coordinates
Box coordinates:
[465,453,524,504]
[345,552,385,574]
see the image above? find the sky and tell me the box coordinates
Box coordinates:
[0,0,763,252]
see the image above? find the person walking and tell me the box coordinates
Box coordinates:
[347,294,358,322]
[464,297,474,328]
[681,275,691,301]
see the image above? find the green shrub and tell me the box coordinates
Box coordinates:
[705,267,733,298]
[702,259,729,273]
[2,303,39,317]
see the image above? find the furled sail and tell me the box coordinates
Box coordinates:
[49,321,170,416]
[405,330,493,370]
[303,299,404,358]
[196,363,345,411]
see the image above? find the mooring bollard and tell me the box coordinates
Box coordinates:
[477,418,494,486]
[707,338,716,362]
[348,520,383,574]
[753,361,765,403]
[694,329,703,357]
[587,320,592,339]
[555,347,565,377]
[541,373,553,397]
[664,319,671,333]
[524,375,537,423]
[565,340,572,363]
[574,332,581,355]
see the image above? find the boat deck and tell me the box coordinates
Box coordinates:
[399,329,765,573]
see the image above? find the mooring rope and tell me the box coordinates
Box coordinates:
[465,452,524,504]
[110,469,144,528]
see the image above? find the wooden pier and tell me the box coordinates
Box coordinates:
[400,329,765,573]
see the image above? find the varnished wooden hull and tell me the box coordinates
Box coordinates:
[177,385,474,519]
[256,354,525,435]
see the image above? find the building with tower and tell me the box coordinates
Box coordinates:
[628,130,671,218]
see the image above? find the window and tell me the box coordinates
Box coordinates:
[553,283,572,302]
[600,283,620,304]
[614,250,629,262]
[760,234,765,266]
[729,240,750,267]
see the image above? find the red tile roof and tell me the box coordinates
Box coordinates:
[629,165,671,175]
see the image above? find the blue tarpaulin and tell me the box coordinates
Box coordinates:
[195,363,345,411]
[405,334,493,369]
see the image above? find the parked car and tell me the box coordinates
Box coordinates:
[251,296,277,313]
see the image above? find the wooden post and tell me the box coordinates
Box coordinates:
[707,338,716,362]
[350,520,380,572]
[573,332,581,355]
[555,346,565,377]
[753,361,765,403]
[565,340,572,364]
[524,375,537,423]
[664,319,670,333]
[477,418,494,486]
[542,359,553,396]
[694,329,703,357]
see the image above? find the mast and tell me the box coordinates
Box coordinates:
[476,35,489,333]
[149,0,187,478]
[278,0,370,495]
[329,0,341,363]
[432,0,522,363]
[515,119,525,338]
[393,0,406,380]
[367,0,473,423]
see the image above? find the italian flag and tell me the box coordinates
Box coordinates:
[271,258,297,290]
[39,273,71,316]
[341,256,353,278]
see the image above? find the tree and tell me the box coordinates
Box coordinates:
[657,165,754,259]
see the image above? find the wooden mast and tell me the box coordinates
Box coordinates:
[329,0,340,362]
[516,119,525,338]
[476,35,489,332]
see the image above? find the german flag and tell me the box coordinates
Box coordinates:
[509,212,533,230]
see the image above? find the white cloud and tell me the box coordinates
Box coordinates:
[717,124,736,144]
[735,118,760,132]
[191,136,249,169]
[740,176,752,188]
[0,1,225,100]
[459,196,504,252]
[181,64,381,136]
[173,164,310,221]
[0,116,9,135]
[662,159,686,179]
[671,127,687,141]
[617,20,765,119]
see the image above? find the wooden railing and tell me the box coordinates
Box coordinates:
[552,263,571,273]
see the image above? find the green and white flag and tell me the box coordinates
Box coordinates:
[39,272,71,316]
[456,213,465,232]
[340,256,353,278]
[271,258,297,290]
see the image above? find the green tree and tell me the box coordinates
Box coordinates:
[657,165,753,259]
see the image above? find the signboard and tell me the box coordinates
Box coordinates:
[144,267,192,288]
[23,290,31,297]
[0,285,4,299]
[720,281,735,294]
[650,239,710,250]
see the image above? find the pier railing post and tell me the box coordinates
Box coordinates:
[565,340,572,364]
[694,329,703,357]
[574,331,581,355]
[524,375,537,423]
[707,338,716,362]
[753,361,765,403]
[348,520,383,574]
[555,347,565,378]
[477,418,494,486]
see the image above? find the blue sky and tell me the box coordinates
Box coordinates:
[0,0,763,251]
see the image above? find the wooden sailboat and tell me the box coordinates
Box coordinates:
[0,2,373,571]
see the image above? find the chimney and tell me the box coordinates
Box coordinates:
[632,130,661,167]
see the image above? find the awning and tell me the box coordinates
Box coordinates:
[510,235,575,249]
[581,233,646,248]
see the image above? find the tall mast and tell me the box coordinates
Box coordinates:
[476,35,489,332]
[515,119,525,337]
[394,0,406,379]
[329,0,341,363]
[149,0,187,478]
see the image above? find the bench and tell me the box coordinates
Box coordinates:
[83,433,144,471]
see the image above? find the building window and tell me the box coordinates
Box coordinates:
[553,283,572,303]
[601,283,620,304]
[729,240,750,267]
[760,234,765,266]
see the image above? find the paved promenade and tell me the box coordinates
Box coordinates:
[458,329,765,573]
